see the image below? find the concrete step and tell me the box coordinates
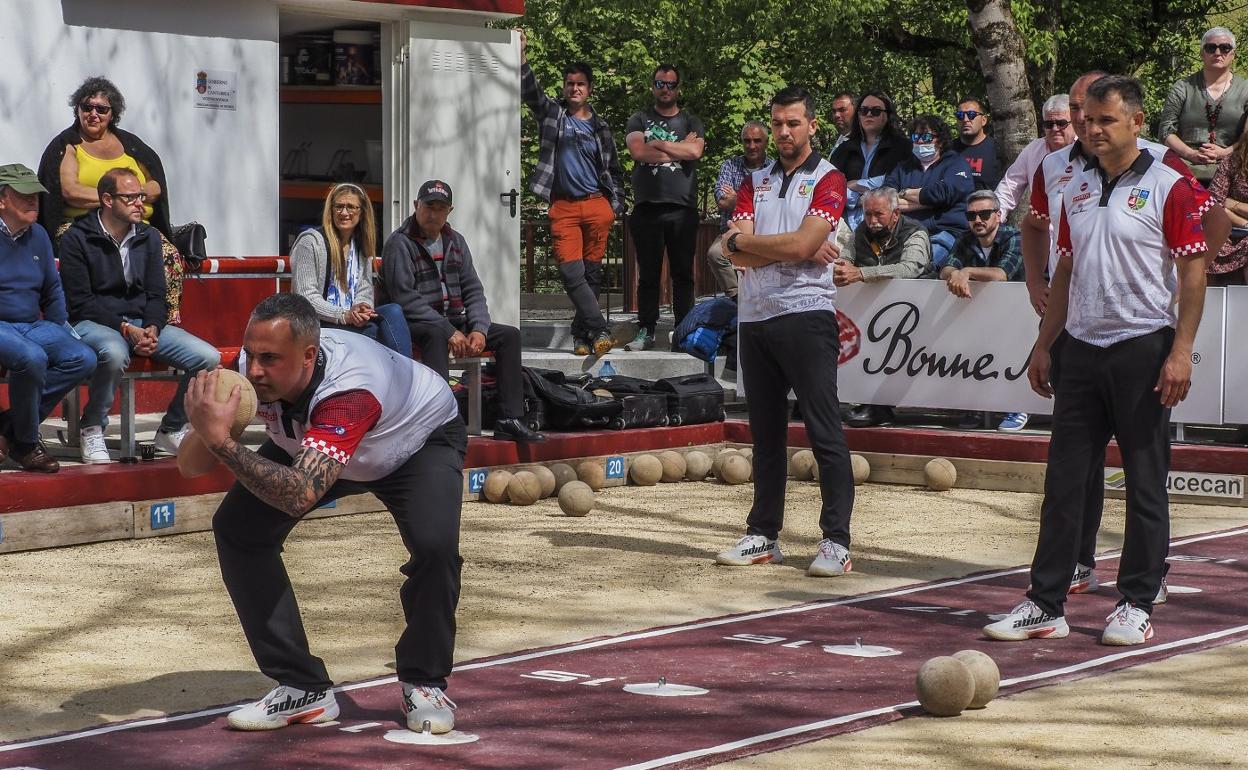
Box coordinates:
[520,318,675,350]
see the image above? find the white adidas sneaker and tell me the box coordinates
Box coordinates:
[227,684,339,730]
[983,599,1070,641]
[1068,563,1099,594]
[402,684,456,734]
[1102,602,1154,646]
[807,538,852,577]
[715,534,782,566]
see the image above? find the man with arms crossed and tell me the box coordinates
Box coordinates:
[178,293,467,733]
[986,76,1209,646]
[714,86,855,577]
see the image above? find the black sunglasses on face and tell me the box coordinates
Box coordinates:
[1204,43,1235,55]
[654,80,678,90]
[859,106,886,117]
[80,103,112,116]
[966,209,998,222]
[1042,119,1071,130]
[955,109,985,120]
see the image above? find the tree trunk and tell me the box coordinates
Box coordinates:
[964,0,1036,169]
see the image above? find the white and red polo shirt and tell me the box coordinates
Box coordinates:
[1055,150,1208,347]
[1030,138,1211,278]
[249,329,458,482]
[731,152,846,323]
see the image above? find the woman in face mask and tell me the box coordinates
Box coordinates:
[882,114,976,269]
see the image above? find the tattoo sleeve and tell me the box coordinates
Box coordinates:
[211,438,345,518]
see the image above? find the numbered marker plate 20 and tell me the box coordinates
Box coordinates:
[623,681,709,697]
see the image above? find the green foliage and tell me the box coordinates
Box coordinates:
[503,0,1232,212]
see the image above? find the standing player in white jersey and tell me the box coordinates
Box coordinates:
[1021,71,1229,596]
[987,76,1211,646]
[713,86,855,577]
[177,293,467,734]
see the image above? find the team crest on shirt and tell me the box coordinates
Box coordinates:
[1126,187,1150,210]
[797,178,815,197]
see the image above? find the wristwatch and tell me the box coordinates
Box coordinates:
[726,232,741,253]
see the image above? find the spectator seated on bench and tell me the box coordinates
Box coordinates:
[290,182,413,356]
[58,167,218,464]
[0,164,96,472]
[380,179,544,443]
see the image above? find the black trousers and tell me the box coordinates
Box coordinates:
[558,260,608,341]
[740,309,854,545]
[410,321,524,420]
[1049,331,1107,569]
[213,419,468,690]
[1027,329,1173,616]
[629,202,698,330]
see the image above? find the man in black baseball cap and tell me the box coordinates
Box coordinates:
[0,163,97,471]
[381,179,544,442]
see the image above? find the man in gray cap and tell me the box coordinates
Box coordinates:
[0,164,97,471]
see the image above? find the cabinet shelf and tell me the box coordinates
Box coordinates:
[280,86,381,105]
[280,180,383,200]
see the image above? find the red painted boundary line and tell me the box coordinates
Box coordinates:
[2,420,1244,514]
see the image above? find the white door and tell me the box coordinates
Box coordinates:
[399,22,520,326]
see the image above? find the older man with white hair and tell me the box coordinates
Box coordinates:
[995,94,1076,220]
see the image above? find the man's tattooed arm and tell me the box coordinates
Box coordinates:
[209,438,345,517]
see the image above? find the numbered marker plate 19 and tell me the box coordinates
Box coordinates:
[383,729,480,746]
[623,681,709,697]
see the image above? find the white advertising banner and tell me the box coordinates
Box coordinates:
[1224,286,1248,424]
[834,280,1225,424]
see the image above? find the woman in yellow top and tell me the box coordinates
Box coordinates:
[38,77,184,321]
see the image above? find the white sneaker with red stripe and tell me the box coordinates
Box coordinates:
[1102,602,1154,646]
[715,534,783,566]
[1068,563,1099,594]
[402,684,457,734]
[983,600,1070,641]
[227,684,339,730]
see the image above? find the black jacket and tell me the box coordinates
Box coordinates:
[58,212,169,332]
[830,131,913,183]
[37,123,173,242]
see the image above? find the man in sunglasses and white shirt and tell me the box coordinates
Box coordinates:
[995,94,1077,221]
[59,167,220,462]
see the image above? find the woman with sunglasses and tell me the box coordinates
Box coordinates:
[1158,26,1248,185]
[36,76,187,322]
[290,183,412,357]
[829,91,912,230]
[882,115,975,269]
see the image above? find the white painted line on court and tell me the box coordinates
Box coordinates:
[614,622,1248,770]
[5,525,1245,754]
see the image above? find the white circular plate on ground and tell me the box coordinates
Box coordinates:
[623,682,709,697]
[383,728,480,745]
[823,642,901,657]
[1166,585,1202,594]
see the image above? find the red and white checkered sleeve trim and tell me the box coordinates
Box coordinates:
[301,389,382,466]
[1056,200,1073,261]
[1056,245,1073,259]
[805,170,846,228]
[731,174,755,221]
[1028,165,1050,221]
[1162,177,1208,259]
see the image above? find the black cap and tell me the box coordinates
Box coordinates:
[417,179,452,205]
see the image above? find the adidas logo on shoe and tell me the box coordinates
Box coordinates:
[715,534,782,566]
[983,599,1070,641]
[227,684,339,731]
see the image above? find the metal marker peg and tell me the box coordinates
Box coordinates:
[658,676,666,688]
[421,720,432,734]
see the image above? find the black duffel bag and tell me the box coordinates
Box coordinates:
[651,372,725,426]
[523,367,622,430]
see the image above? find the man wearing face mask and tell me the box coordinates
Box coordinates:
[835,186,932,428]
[883,115,975,269]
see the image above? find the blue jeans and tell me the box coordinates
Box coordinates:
[324,303,413,357]
[929,230,958,269]
[0,321,96,446]
[74,319,221,433]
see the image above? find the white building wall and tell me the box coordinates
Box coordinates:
[0,0,280,256]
